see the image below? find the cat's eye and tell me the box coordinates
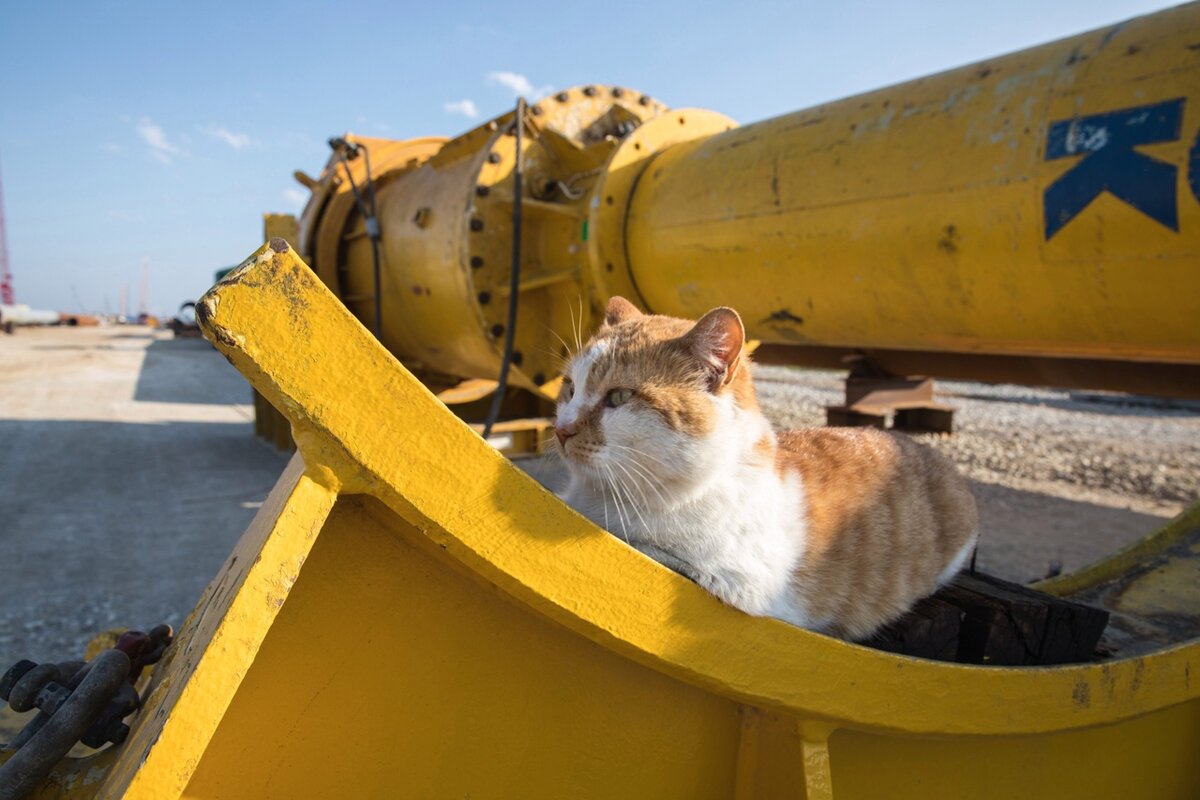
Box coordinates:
[605,388,633,408]
[559,378,574,402]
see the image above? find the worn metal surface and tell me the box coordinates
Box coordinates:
[14,241,1190,798]
[296,89,669,396]
[626,4,1200,380]
[0,650,129,800]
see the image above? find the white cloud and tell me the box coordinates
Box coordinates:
[443,99,479,118]
[135,118,179,164]
[282,188,308,210]
[205,125,251,150]
[486,71,552,99]
[101,143,122,154]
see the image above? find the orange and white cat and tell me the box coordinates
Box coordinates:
[555,296,979,640]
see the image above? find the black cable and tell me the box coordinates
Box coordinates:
[359,145,383,338]
[329,139,383,338]
[482,97,525,441]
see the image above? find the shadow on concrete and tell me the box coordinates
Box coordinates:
[134,338,252,405]
[0,418,290,663]
[968,479,1168,583]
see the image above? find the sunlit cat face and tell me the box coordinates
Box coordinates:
[554,297,749,496]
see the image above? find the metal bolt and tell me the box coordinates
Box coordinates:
[639,95,651,106]
[606,262,614,272]
[478,291,491,305]
[487,152,501,164]
[611,87,624,97]
[512,351,524,366]
[35,682,72,716]
[531,105,543,116]
[533,372,546,384]
[470,218,484,232]
[470,256,484,269]
[583,86,597,97]
[491,324,504,337]
[476,185,490,197]
[555,92,569,102]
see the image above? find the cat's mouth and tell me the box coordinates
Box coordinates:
[559,439,600,467]
[560,442,592,461]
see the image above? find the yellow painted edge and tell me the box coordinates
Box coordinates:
[1034,499,1200,596]
[97,455,338,800]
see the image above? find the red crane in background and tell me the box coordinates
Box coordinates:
[0,158,13,305]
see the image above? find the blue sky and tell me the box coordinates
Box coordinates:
[0,0,1180,316]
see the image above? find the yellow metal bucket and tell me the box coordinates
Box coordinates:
[14,240,1198,799]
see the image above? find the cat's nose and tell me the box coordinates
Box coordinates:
[555,423,577,446]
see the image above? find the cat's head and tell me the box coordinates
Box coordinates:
[554,296,758,496]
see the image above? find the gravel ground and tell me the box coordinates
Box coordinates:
[755,365,1200,514]
[754,364,1200,580]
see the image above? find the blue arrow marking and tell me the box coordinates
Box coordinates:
[1043,98,1184,239]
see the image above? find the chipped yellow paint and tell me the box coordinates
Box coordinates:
[9,240,1180,799]
[1114,557,1200,619]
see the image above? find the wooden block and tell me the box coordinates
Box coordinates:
[825,405,887,429]
[861,597,962,660]
[893,405,955,433]
[858,571,1108,666]
[936,572,1109,666]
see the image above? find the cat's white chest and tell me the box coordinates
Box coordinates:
[565,461,812,628]
[647,465,808,622]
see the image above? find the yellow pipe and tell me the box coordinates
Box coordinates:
[296,4,1199,399]
[621,3,1200,369]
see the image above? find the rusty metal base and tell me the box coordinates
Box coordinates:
[825,374,955,433]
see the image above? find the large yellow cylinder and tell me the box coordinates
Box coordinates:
[623,4,1200,373]
[296,4,1200,401]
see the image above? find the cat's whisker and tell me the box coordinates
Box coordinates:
[610,461,655,534]
[607,443,673,470]
[600,474,611,536]
[606,464,636,530]
[567,297,582,355]
[611,469,637,543]
[573,295,584,352]
[601,463,631,543]
[614,457,672,510]
[605,447,675,505]
[541,324,574,360]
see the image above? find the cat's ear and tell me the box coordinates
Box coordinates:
[603,296,643,327]
[683,307,744,390]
